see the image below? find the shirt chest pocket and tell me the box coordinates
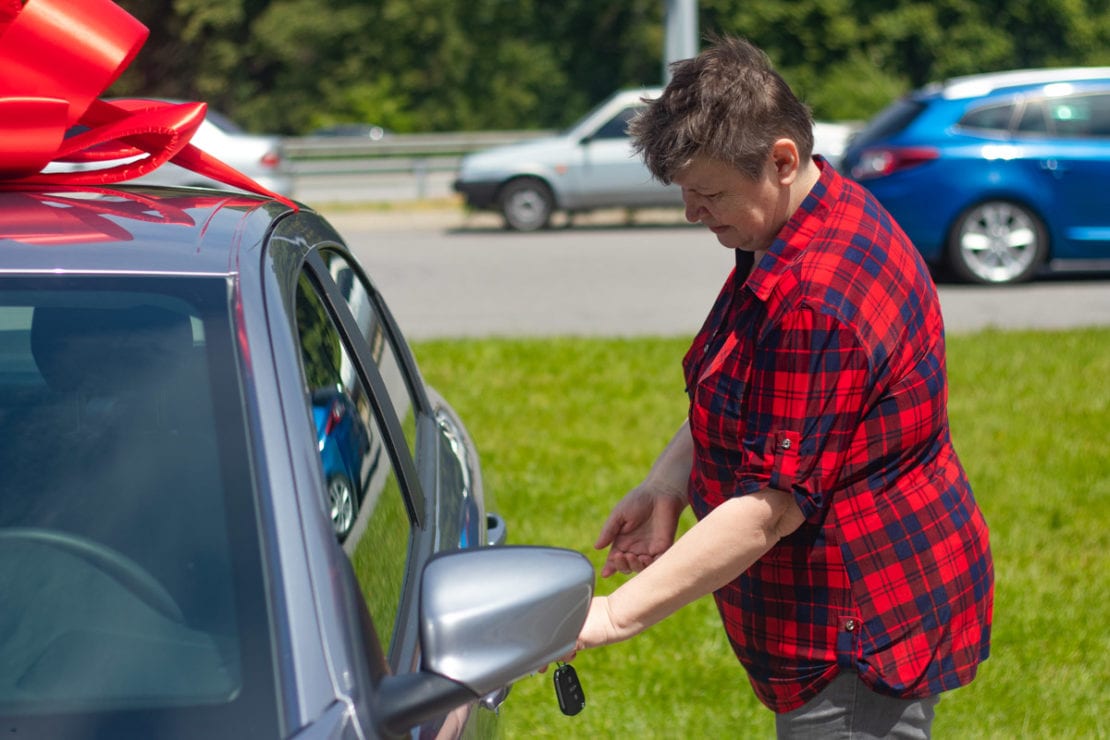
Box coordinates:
[689,341,753,451]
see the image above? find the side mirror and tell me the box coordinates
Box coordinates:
[375,546,594,734]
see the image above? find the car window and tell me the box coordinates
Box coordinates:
[850,97,927,147]
[1016,100,1050,134]
[1045,92,1110,137]
[294,272,411,655]
[957,102,1017,132]
[319,250,418,457]
[591,106,641,140]
[0,277,277,736]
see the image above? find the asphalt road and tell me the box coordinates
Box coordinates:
[324,206,1110,341]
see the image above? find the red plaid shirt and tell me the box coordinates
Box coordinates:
[683,159,993,712]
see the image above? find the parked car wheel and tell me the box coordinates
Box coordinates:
[328,474,358,539]
[499,178,554,232]
[947,200,1047,284]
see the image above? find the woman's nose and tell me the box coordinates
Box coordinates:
[682,193,703,223]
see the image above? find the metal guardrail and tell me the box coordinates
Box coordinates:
[284,130,554,175]
[282,130,556,203]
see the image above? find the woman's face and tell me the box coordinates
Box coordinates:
[673,153,793,254]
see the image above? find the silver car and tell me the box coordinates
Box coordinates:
[453,87,856,231]
[0,185,592,738]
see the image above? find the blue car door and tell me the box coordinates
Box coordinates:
[1038,91,1110,260]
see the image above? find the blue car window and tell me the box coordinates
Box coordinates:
[294,272,411,655]
[1047,93,1110,137]
[1016,100,1050,134]
[851,98,926,147]
[958,102,1017,133]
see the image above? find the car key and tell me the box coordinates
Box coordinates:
[553,661,585,716]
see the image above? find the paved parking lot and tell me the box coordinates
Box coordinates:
[323,205,1110,340]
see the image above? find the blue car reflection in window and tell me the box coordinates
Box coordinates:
[311,386,377,541]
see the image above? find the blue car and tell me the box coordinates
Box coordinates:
[841,67,1110,284]
[312,387,374,540]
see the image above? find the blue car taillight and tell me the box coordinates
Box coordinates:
[851,146,939,180]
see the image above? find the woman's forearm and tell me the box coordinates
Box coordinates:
[585,488,803,646]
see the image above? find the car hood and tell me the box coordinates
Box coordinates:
[457,135,575,178]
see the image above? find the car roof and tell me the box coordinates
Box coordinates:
[0,186,294,276]
[928,66,1110,100]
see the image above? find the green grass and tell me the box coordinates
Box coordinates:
[413,328,1110,739]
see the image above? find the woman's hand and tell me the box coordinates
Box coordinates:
[595,423,694,577]
[595,483,688,577]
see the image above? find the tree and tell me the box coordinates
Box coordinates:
[109,0,1110,133]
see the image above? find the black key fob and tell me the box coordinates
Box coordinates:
[553,662,585,716]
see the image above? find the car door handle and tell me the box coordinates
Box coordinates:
[1040,159,1068,176]
[486,512,507,547]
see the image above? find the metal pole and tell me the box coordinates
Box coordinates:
[663,0,698,83]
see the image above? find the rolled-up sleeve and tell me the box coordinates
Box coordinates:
[734,306,872,520]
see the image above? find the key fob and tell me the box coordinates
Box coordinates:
[553,662,585,716]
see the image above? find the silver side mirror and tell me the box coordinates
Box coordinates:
[376,546,593,734]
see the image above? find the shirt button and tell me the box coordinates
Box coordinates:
[779,438,792,450]
[844,619,857,632]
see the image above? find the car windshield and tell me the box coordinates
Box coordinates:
[0,276,278,738]
[850,97,929,147]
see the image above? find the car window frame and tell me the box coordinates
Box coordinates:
[301,250,425,527]
[296,247,451,677]
[313,248,429,460]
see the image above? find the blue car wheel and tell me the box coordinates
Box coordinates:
[947,200,1048,284]
[328,474,357,539]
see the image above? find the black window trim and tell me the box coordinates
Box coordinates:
[299,250,425,527]
[299,249,439,673]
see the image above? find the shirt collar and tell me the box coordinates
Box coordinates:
[744,155,842,302]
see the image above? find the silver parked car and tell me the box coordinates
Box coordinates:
[453,87,856,231]
[0,184,592,738]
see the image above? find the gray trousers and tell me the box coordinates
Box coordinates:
[775,671,939,739]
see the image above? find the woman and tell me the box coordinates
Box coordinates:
[572,35,994,739]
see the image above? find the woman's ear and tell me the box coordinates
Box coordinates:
[770,138,801,184]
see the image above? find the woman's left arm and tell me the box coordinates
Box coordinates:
[576,488,804,650]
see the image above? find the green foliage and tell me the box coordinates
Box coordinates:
[413,328,1110,738]
[111,1,1110,131]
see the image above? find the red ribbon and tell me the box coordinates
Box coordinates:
[0,0,296,209]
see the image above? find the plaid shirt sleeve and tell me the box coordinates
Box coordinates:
[736,304,871,519]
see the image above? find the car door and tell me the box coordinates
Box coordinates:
[1033,90,1110,260]
[293,248,495,737]
[564,104,679,208]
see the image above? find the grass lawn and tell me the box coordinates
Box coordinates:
[414,327,1110,739]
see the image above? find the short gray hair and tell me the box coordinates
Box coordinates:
[630,35,814,183]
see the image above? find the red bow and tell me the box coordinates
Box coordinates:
[0,0,296,209]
